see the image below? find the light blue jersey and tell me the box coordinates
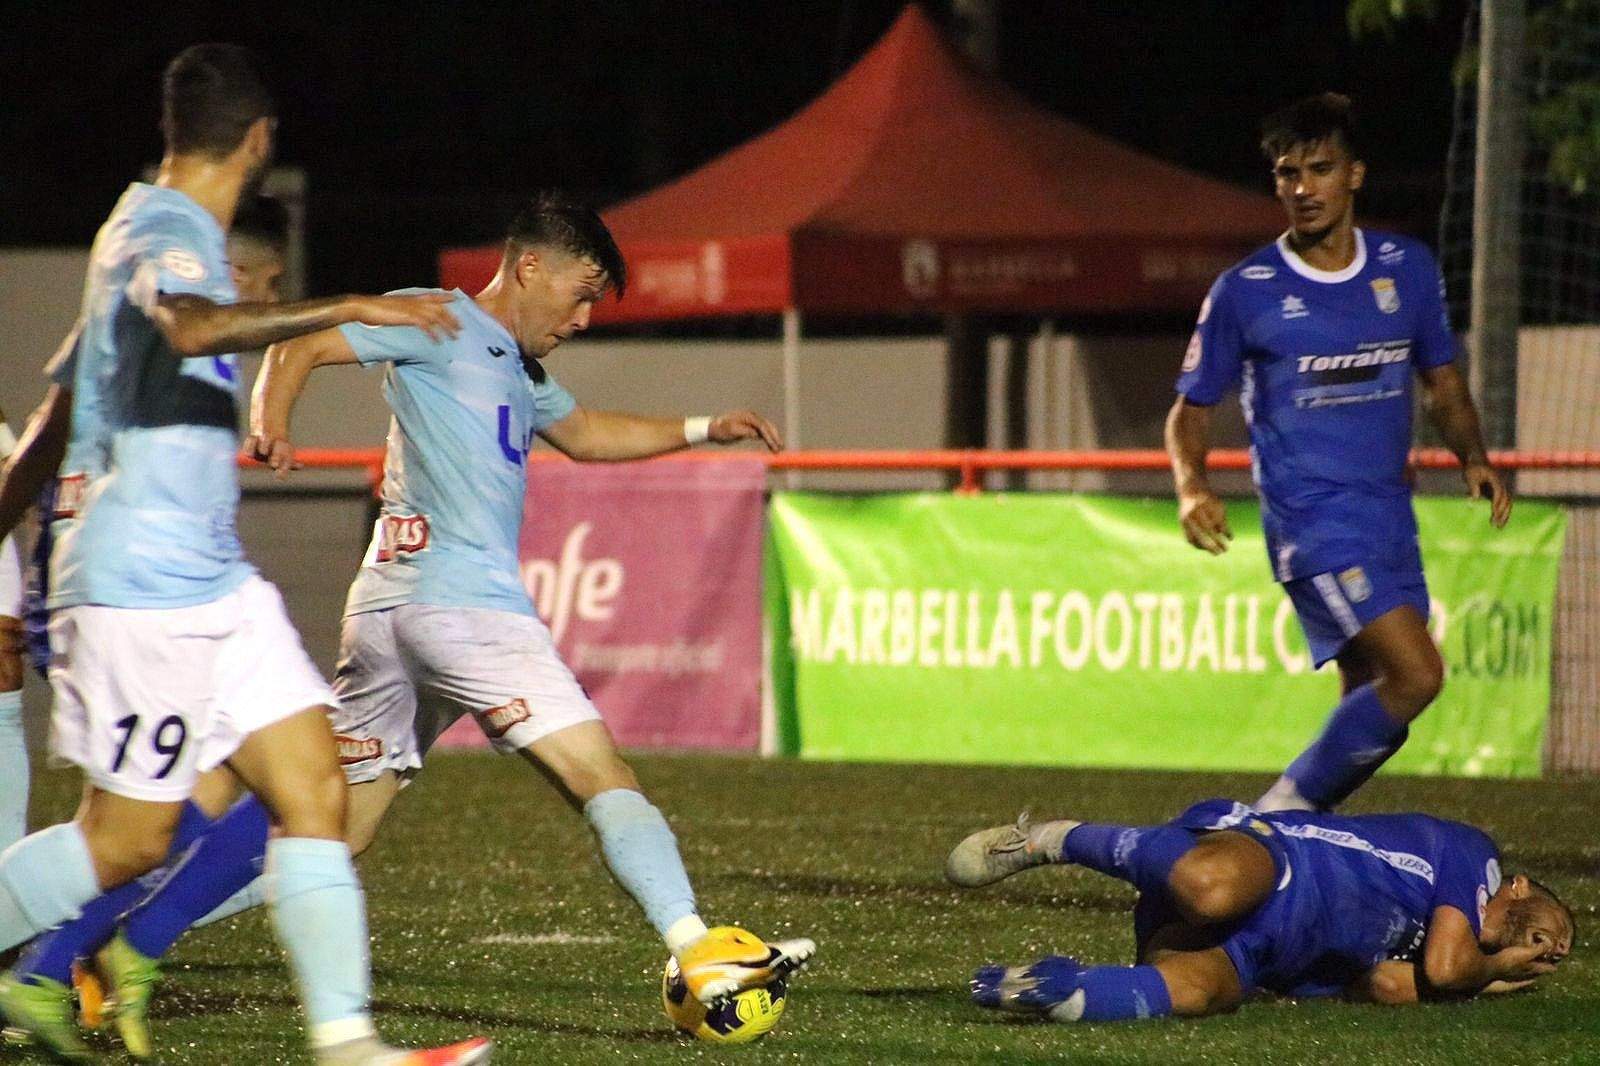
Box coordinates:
[49,183,254,610]
[340,290,576,618]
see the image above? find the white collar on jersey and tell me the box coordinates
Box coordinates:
[1275,227,1367,284]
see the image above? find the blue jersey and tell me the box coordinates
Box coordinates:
[339,290,577,618]
[1172,800,1501,997]
[49,183,253,609]
[1175,230,1456,581]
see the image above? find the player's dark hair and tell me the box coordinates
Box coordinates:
[505,191,627,298]
[1260,92,1360,162]
[162,44,275,158]
[230,194,288,251]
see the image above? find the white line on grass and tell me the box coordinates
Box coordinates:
[475,932,619,946]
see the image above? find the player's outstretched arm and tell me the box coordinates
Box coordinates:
[148,291,460,360]
[245,329,362,478]
[0,385,72,544]
[1418,363,1511,528]
[1165,397,1232,555]
[539,407,782,463]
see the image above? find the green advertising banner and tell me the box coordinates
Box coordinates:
[765,494,1567,777]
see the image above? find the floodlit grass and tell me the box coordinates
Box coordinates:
[21,752,1600,1064]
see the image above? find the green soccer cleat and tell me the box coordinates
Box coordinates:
[0,972,92,1062]
[97,933,161,1060]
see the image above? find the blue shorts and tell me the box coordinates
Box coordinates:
[1282,562,1429,668]
[1134,800,1367,999]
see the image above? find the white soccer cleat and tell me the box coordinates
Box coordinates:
[676,926,816,1004]
[945,811,1081,888]
[315,1035,493,1065]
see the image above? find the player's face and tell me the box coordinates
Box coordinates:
[1483,880,1574,963]
[513,250,608,358]
[228,239,285,303]
[1271,137,1364,241]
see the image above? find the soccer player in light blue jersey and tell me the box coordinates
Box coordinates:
[241,191,814,1005]
[948,802,1572,1021]
[0,406,25,856]
[1165,94,1511,814]
[0,44,487,1065]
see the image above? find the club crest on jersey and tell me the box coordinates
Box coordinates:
[1240,265,1276,280]
[1281,294,1309,319]
[1338,566,1372,603]
[1371,277,1400,314]
[475,698,532,739]
[334,734,382,765]
[373,513,431,563]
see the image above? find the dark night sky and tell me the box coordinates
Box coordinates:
[1,1,1469,296]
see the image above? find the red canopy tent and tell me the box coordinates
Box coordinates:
[439,5,1283,441]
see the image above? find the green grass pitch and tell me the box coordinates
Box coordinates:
[19,753,1600,1064]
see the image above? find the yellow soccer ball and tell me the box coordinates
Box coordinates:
[661,956,788,1044]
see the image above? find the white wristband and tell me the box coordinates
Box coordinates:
[0,423,16,461]
[684,416,712,445]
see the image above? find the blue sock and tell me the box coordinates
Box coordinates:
[15,801,214,983]
[266,837,373,1044]
[1283,683,1408,808]
[584,789,698,942]
[0,823,99,951]
[1071,965,1174,1021]
[1063,824,1196,898]
[0,691,27,852]
[192,876,268,929]
[123,797,269,959]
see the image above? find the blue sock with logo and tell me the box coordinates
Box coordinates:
[584,789,699,943]
[1069,965,1174,1021]
[1062,824,1196,898]
[123,796,270,959]
[0,823,99,952]
[15,801,214,983]
[0,691,27,852]
[1282,683,1407,808]
[265,837,373,1044]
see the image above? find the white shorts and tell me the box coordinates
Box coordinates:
[330,603,601,784]
[0,535,21,617]
[48,575,336,802]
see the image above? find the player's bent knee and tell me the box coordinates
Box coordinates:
[82,826,174,888]
[1169,841,1271,925]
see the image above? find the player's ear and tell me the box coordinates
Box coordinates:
[1348,159,1366,192]
[1509,874,1532,899]
[241,116,273,167]
[515,248,544,289]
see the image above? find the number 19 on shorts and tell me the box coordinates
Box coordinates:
[110,714,190,780]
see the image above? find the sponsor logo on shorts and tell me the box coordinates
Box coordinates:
[1240,264,1277,280]
[476,697,532,739]
[1338,565,1372,603]
[54,473,87,519]
[334,734,383,765]
[373,513,431,563]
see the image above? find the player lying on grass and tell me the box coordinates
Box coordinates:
[947,800,1572,1021]
[27,191,812,1057]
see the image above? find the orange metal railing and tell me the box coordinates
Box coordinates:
[254,447,1600,494]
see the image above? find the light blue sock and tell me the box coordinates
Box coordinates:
[0,691,27,852]
[585,789,699,943]
[0,822,99,951]
[265,838,373,1046]
[192,875,269,929]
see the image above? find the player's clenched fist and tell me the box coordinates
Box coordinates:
[345,293,461,340]
[1178,488,1232,555]
[709,411,783,453]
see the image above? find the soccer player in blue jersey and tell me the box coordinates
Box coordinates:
[1164,93,1511,813]
[0,44,487,1065]
[948,804,1572,1021]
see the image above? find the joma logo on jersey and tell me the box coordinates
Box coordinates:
[374,513,430,562]
[497,404,536,466]
[334,734,382,765]
[475,698,532,738]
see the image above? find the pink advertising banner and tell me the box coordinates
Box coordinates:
[435,456,768,751]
